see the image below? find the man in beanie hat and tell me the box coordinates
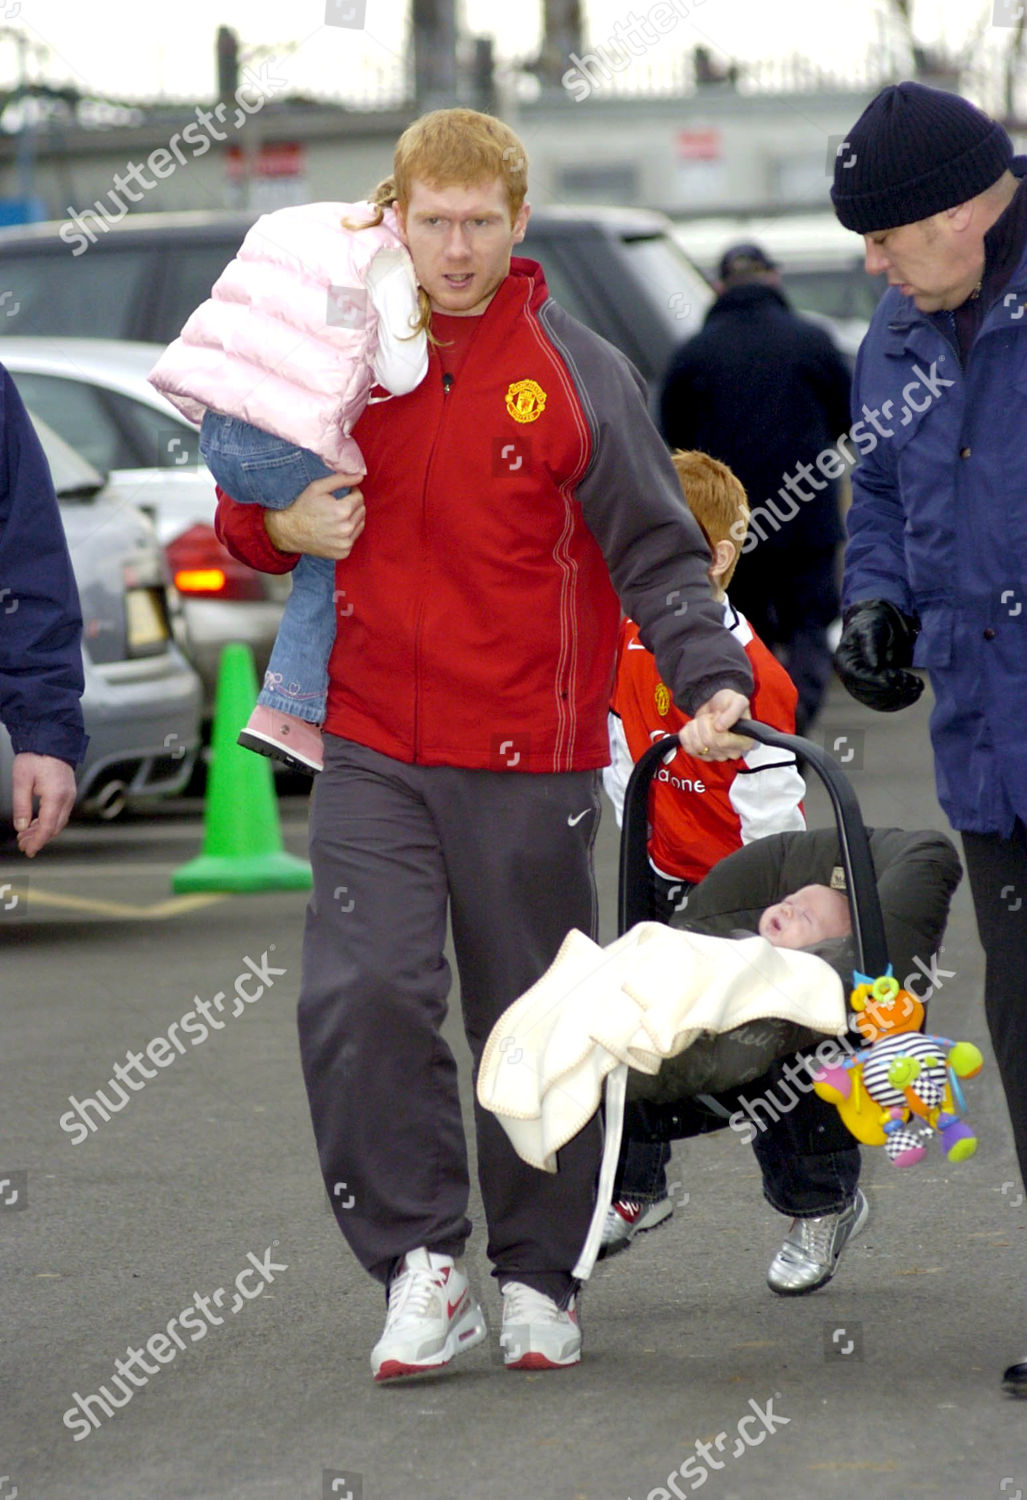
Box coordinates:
[831,80,1027,1396]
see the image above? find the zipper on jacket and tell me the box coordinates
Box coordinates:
[412,359,459,757]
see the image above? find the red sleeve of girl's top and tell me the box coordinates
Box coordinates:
[214,485,300,574]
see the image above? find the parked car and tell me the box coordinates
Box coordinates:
[0,204,713,399]
[0,339,289,714]
[671,211,882,363]
[0,413,203,824]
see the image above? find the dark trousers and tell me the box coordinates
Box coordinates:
[297,735,604,1305]
[621,1069,861,1218]
[961,820,1027,1191]
[729,544,840,734]
[616,869,861,1217]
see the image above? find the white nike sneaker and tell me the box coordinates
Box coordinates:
[371,1247,487,1381]
[500,1281,582,1370]
[598,1195,675,1258]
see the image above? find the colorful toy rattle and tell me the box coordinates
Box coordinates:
[811,973,983,1167]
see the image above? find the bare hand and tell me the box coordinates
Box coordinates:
[263,472,366,560]
[12,752,77,856]
[678,690,753,761]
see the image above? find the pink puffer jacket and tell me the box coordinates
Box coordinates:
[148,201,418,471]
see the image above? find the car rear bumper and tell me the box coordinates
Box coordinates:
[75,646,203,814]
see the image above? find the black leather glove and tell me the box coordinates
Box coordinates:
[834,599,924,712]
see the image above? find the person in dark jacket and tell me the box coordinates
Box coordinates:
[659,244,852,733]
[0,365,86,855]
[830,79,1027,1396]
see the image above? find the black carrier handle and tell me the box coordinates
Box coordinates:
[617,719,889,979]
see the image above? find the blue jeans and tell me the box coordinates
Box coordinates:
[200,413,345,722]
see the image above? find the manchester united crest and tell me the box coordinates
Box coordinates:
[505,379,547,423]
[654,683,671,717]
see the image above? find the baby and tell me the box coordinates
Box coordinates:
[758,883,852,951]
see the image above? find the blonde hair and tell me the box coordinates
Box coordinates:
[391,108,528,216]
[670,450,750,589]
[344,111,529,348]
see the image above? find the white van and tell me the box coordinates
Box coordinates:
[671,211,882,362]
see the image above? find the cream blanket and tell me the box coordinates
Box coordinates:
[476,922,848,1281]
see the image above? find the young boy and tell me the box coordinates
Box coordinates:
[604,451,805,922]
[601,453,864,1289]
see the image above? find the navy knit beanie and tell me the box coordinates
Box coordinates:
[831,81,1013,233]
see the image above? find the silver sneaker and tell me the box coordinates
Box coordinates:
[767,1189,869,1296]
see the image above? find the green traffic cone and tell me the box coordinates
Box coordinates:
[172,642,313,894]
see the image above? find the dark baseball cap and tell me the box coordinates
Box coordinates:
[717,241,778,280]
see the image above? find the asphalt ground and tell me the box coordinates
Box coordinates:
[1,680,1025,1500]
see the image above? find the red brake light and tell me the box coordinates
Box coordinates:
[165,524,265,601]
[175,567,227,594]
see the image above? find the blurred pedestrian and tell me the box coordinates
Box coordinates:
[0,364,86,856]
[830,79,1027,1395]
[216,108,754,1382]
[659,242,852,733]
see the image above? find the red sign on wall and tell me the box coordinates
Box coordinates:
[226,141,305,179]
[675,129,721,162]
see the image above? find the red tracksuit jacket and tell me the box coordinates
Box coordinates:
[215,258,753,772]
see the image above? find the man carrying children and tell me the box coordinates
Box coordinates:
[215,107,754,1380]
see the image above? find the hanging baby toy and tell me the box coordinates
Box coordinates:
[811,973,983,1167]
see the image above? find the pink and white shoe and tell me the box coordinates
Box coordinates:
[371,1248,486,1382]
[237,704,323,774]
[500,1281,581,1370]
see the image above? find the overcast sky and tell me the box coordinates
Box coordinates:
[0,0,996,107]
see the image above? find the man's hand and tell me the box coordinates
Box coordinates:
[835,599,923,712]
[12,752,77,857]
[263,472,367,560]
[678,690,752,761]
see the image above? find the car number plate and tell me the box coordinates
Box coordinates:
[125,587,169,652]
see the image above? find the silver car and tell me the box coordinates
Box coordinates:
[0,415,202,823]
[0,338,288,714]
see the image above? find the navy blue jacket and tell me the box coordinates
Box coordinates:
[659,283,852,554]
[843,249,1027,836]
[0,365,87,765]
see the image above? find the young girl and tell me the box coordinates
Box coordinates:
[148,192,429,773]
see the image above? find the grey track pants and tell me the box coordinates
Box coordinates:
[298,734,604,1304]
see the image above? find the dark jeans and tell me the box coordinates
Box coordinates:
[619,1065,861,1218]
[961,820,1027,1192]
[617,860,862,1216]
[729,543,840,734]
